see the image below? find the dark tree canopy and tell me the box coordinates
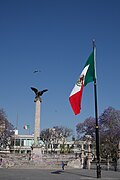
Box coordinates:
[40,128,52,142]
[99,106,120,158]
[53,126,73,138]
[40,126,73,142]
[76,106,120,158]
[76,117,96,140]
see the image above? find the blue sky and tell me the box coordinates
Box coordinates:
[0,0,120,135]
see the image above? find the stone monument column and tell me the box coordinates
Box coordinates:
[34,98,41,145]
[31,87,48,156]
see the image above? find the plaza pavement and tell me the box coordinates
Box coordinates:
[0,168,119,180]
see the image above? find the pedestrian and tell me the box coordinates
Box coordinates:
[113,156,117,171]
[0,158,2,166]
[83,156,87,169]
[28,152,31,160]
[62,161,65,170]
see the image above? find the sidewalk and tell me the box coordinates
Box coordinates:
[64,168,120,179]
[0,168,119,180]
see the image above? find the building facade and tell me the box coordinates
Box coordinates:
[10,134,34,154]
[10,130,95,158]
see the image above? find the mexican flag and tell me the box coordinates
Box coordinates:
[23,125,30,130]
[69,51,95,115]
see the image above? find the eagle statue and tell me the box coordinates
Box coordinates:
[31,87,48,102]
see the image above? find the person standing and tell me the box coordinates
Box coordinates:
[62,161,65,170]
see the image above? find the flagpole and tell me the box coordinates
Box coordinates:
[16,113,18,130]
[29,126,30,135]
[93,40,101,178]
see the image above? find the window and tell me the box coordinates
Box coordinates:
[27,139,33,146]
[21,139,25,146]
[15,139,20,146]
[15,150,20,154]
[53,144,58,149]
[11,140,14,146]
[21,150,25,154]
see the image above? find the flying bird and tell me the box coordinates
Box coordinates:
[33,70,41,73]
[31,87,48,97]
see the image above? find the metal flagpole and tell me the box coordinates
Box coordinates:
[16,113,18,130]
[29,125,30,135]
[93,40,101,178]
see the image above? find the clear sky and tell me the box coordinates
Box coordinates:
[0,0,120,135]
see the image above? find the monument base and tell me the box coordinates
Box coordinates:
[32,145,42,162]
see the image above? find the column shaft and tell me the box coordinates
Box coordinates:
[34,100,40,145]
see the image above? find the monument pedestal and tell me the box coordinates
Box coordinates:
[31,87,48,163]
[32,145,42,154]
[32,145,42,161]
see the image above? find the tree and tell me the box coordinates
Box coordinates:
[76,107,120,159]
[53,126,73,153]
[0,109,14,150]
[40,128,52,142]
[53,126,73,139]
[99,107,120,158]
[76,117,96,140]
[40,126,73,142]
[40,126,73,153]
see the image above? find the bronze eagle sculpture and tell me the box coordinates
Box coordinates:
[31,87,48,102]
